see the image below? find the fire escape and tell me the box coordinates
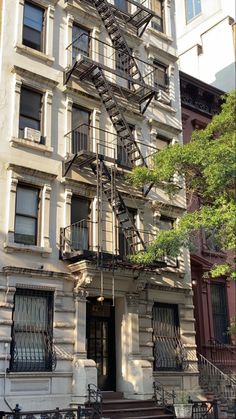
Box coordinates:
[61,0,164,268]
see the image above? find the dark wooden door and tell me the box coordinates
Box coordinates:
[87,299,116,391]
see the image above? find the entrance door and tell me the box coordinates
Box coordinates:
[87,299,116,391]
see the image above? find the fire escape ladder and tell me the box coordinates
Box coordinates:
[91,67,146,167]
[91,159,146,253]
[94,0,143,83]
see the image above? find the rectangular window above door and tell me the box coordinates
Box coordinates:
[23,1,44,51]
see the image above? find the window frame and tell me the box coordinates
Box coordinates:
[19,85,43,140]
[22,1,45,52]
[185,0,202,23]
[14,184,40,246]
[210,283,230,344]
[72,23,90,62]
[153,60,169,91]
[151,0,165,33]
[9,288,54,373]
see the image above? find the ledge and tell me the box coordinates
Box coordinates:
[10,137,53,155]
[3,241,52,257]
[15,43,55,65]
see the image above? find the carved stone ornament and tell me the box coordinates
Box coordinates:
[74,288,89,301]
[126,293,139,307]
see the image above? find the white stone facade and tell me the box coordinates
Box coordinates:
[0,0,199,411]
[175,0,236,92]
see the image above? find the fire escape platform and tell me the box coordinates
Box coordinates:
[63,149,116,177]
[64,55,156,105]
[83,0,157,35]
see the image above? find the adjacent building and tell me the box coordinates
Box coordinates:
[0,0,199,411]
[176,0,236,92]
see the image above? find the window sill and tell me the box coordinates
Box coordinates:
[4,241,52,257]
[15,43,55,65]
[147,27,174,44]
[10,137,53,155]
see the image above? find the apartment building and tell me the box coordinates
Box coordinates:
[176,0,236,92]
[0,0,199,410]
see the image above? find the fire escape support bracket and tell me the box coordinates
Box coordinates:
[62,154,78,178]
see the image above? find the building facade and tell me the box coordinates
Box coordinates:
[180,71,236,391]
[0,0,199,411]
[176,0,236,92]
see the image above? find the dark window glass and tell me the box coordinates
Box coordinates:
[117,125,134,168]
[159,216,174,231]
[154,61,168,90]
[71,106,90,153]
[156,135,170,151]
[151,0,164,32]
[19,87,42,138]
[71,196,91,250]
[119,207,137,258]
[15,185,39,245]
[153,303,183,370]
[72,25,90,61]
[23,2,44,51]
[185,0,201,22]
[211,284,229,344]
[10,289,54,372]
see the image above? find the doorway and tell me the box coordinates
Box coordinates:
[87,298,116,391]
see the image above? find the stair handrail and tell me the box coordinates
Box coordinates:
[198,352,236,398]
[153,380,176,407]
[88,384,103,417]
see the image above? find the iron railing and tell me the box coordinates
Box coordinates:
[66,33,163,94]
[88,384,103,418]
[153,335,188,371]
[198,352,236,400]
[1,404,99,419]
[153,380,175,407]
[207,338,236,369]
[190,399,219,419]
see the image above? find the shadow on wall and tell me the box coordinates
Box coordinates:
[211,62,236,92]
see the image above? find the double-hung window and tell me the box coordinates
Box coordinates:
[14,185,39,246]
[10,289,54,372]
[185,0,201,23]
[154,61,168,91]
[19,87,42,140]
[72,24,90,62]
[23,1,44,51]
[151,0,164,33]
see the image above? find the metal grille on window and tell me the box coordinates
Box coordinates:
[211,284,229,344]
[153,303,186,370]
[10,289,56,372]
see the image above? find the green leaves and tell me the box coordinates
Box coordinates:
[129,91,236,277]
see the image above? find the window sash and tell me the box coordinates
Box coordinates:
[23,2,44,51]
[19,87,42,136]
[10,289,54,372]
[72,25,90,61]
[185,0,201,22]
[211,284,229,344]
[151,0,164,32]
[15,185,39,245]
[154,62,168,90]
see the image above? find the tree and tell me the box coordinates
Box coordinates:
[129,91,236,278]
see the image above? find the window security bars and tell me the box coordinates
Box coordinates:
[9,289,56,372]
[153,304,187,371]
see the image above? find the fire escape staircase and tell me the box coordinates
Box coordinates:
[62,0,158,260]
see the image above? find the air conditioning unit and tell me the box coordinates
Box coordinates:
[157,90,171,105]
[24,127,41,143]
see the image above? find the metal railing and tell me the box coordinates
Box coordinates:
[66,33,162,93]
[153,335,188,371]
[153,380,175,407]
[190,399,219,419]
[207,338,236,369]
[88,384,103,418]
[198,352,236,400]
[1,404,99,419]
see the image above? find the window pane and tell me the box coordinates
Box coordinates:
[19,115,40,131]
[23,26,42,51]
[72,25,89,59]
[24,2,43,32]
[114,0,128,12]
[159,216,173,231]
[20,88,42,120]
[15,216,37,245]
[195,0,201,15]
[16,186,38,217]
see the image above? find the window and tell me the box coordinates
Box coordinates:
[155,135,170,151]
[10,289,54,372]
[72,24,90,61]
[119,207,137,258]
[71,196,91,250]
[72,106,90,153]
[117,124,134,168]
[205,228,221,252]
[114,0,128,13]
[151,0,164,32]
[185,0,201,22]
[159,215,174,231]
[154,61,168,91]
[153,303,184,370]
[15,185,39,245]
[19,87,42,139]
[211,284,229,344]
[23,1,44,51]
